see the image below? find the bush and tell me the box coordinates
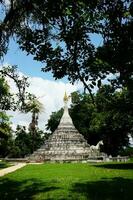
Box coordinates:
[119,147,133,157]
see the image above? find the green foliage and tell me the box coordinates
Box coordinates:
[0,65,35,111]
[0,131,15,157]
[0,76,14,110]
[1,1,132,97]
[90,111,130,156]
[96,0,133,90]
[91,85,133,155]
[0,85,14,157]
[70,93,97,144]
[0,77,9,96]
[13,125,46,158]
[14,126,32,157]
[0,112,20,158]
[46,108,63,133]
[0,111,11,138]
[0,122,47,158]
[120,147,133,157]
[26,98,44,114]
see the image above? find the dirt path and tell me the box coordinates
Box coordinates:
[0,163,26,177]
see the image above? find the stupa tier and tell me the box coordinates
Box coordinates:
[29,93,97,162]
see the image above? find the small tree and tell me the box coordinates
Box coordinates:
[26,98,44,152]
[14,125,45,157]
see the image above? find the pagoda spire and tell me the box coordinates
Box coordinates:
[63,91,70,104]
[58,92,73,128]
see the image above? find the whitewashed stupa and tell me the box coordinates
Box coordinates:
[29,92,92,162]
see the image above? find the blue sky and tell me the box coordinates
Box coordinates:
[1,39,53,79]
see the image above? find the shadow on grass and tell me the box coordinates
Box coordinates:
[0,163,6,169]
[0,178,59,200]
[94,163,133,170]
[71,177,133,200]
[0,162,9,169]
[0,176,133,200]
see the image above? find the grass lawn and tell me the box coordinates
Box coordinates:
[0,161,133,200]
[0,161,12,169]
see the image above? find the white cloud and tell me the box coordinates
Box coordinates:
[4,0,10,6]
[6,75,83,131]
[129,135,133,147]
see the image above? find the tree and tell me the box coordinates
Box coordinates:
[0,75,14,110]
[70,92,98,144]
[0,74,16,156]
[96,0,133,91]
[0,1,132,97]
[90,85,133,155]
[0,65,45,157]
[0,111,14,157]
[46,108,63,133]
[14,125,31,157]
[0,111,11,139]
[28,128,45,154]
[14,125,45,158]
[0,76,13,139]
[26,98,44,152]
[0,65,35,111]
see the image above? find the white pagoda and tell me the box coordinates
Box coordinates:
[29,92,94,162]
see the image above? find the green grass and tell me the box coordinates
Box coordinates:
[0,161,133,200]
[0,161,12,169]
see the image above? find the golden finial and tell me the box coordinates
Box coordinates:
[63,91,68,102]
